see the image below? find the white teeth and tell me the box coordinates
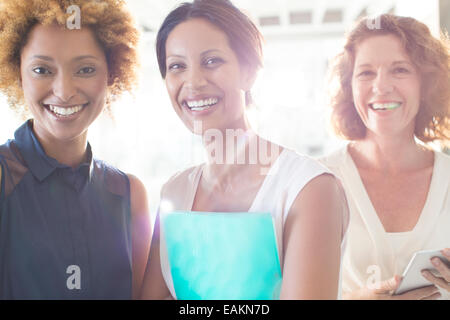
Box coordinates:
[371,102,401,110]
[186,98,218,109]
[49,104,84,116]
[191,106,211,111]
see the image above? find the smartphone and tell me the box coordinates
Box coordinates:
[394,249,450,295]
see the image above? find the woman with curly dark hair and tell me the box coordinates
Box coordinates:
[321,14,450,300]
[0,0,151,299]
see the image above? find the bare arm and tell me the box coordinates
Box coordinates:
[280,173,344,299]
[139,211,173,299]
[128,174,152,299]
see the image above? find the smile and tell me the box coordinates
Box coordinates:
[369,102,402,111]
[43,103,88,117]
[184,97,219,111]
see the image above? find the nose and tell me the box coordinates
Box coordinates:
[185,66,208,90]
[52,72,77,102]
[372,70,394,95]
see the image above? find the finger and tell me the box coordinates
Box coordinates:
[431,257,450,282]
[421,292,441,300]
[441,248,450,267]
[421,270,450,292]
[375,275,401,294]
[399,285,439,300]
[441,248,450,259]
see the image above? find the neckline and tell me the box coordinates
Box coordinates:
[339,144,449,275]
[188,148,288,212]
[386,230,413,236]
[344,143,440,235]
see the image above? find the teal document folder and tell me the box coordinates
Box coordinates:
[162,212,282,300]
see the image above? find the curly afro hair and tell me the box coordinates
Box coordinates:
[0,0,139,113]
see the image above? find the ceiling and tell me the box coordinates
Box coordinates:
[125,0,398,33]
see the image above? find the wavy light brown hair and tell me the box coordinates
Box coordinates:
[327,14,450,146]
[0,0,139,113]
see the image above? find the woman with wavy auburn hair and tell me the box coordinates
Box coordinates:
[0,0,151,299]
[321,14,450,300]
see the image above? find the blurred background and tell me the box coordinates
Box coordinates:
[1,0,449,223]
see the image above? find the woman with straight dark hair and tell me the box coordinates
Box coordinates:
[141,0,348,300]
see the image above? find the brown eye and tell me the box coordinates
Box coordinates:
[359,71,373,76]
[77,67,95,75]
[204,57,224,68]
[33,67,51,75]
[356,70,375,79]
[393,67,409,74]
[168,63,185,72]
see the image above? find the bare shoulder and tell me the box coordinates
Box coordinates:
[291,173,343,215]
[127,174,149,215]
[159,165,202,208]
[162,165,199,190]
[128,173,147,195]
[285,173,345,239]
[127,173,152,299]
[126,173,151,234]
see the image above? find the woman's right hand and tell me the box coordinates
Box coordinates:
[344,275,441,300]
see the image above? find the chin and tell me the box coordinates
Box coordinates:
[55,128,87,142]
[369,126,406,139]
[38,119,88,141]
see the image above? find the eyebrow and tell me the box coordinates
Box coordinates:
[29,55,100,62]
[200,49,222,56]
[355,60,413,69]
[166,49,223,59]
[392,60,413,66]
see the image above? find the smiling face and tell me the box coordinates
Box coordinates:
[20,24,108,143]
[164,18,253,134]
[351,34,422,140]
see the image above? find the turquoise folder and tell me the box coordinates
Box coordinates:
[162,212,282,300]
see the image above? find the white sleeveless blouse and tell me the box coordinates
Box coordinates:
[159,149,348,299]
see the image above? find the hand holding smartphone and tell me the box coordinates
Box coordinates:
[394,249,450,295]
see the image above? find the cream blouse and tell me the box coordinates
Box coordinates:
[320,145,450,299]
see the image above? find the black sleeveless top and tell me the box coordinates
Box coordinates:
[0,120,132,299]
